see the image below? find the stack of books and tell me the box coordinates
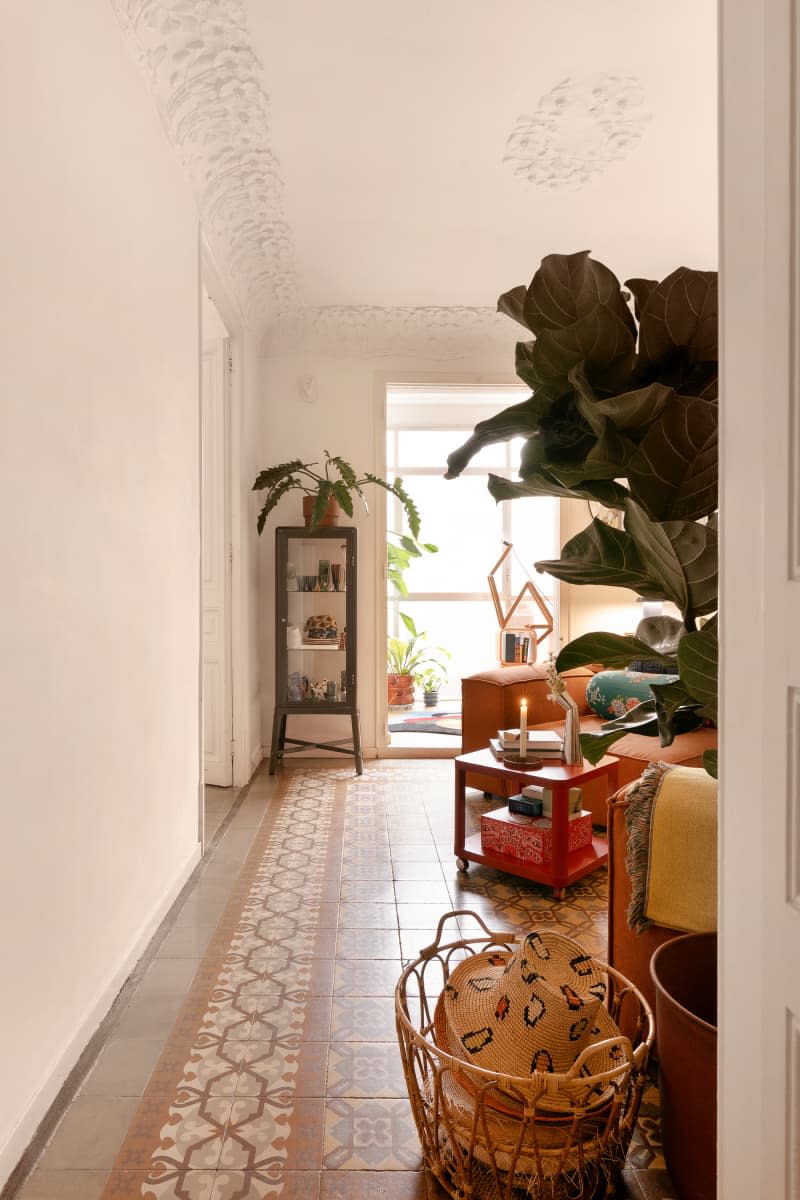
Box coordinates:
[489,728,564,760]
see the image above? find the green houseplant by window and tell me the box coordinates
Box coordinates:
[446,250,718,776]
[254,450,421,535]
[387,616,450,708]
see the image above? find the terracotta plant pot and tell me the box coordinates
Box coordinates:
[302,495,341,528]
[650,931,717,1200]
[388,673,414,708]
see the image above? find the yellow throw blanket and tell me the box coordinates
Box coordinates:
[625,762,718,934]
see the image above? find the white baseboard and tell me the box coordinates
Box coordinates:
[0,840,202,1191]
[249,742,264,777]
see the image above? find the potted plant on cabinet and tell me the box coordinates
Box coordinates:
[253,450,421,535]
[387,616,450,708]
[445,250,718,776]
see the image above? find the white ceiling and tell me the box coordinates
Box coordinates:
[115,0,718,339]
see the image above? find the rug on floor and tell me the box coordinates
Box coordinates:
[387,710,461,735]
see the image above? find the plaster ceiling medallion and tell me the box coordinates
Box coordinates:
[261,305,512,360]
[503,74,652,190]
[111,0,296,324]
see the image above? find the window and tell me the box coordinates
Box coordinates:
[386,386,559,693]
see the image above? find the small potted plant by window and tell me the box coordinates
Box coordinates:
[387,616,450,709]
[253,450,420,535]
[417,668,446,708]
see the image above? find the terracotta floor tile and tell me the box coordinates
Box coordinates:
[82,1036,167,1097]
[17,1169,110,1200]
[39,1096,141,1169]
[212,1170,321,1200]
[320,1169,428,1200]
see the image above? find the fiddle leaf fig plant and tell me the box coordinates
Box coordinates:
[446,250,718,776]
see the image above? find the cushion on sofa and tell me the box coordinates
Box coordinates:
[585,669,678,719]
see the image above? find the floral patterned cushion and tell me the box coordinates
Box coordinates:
[585,669,679,720]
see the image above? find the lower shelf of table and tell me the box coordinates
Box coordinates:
[457,832,608,888]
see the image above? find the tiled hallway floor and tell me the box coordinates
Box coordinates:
[12,760,676,1200]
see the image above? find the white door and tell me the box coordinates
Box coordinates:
[719,1,800,1194]
[201,335,233,786]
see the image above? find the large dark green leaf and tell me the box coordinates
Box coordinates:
[497,284,528,328]
[515,341,539,390]
[551,421,635,485]
[525,307,636,392]
[537,520,673,599]
[649,677,703,745]
[678,628,718,718]
[522,251,636,338]
[444,397,548,478]
[489,470,630,509]
[579,726,635,763]
[623,501,688,612]
[627,395,718,520]
[556,632,678,671]
[703,749,718,778]
[624,277,658,323]
[594,383,674,432]
[636,267,718,371]
[660,520,718,617]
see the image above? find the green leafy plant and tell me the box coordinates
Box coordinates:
[446,250,718,775]
[387,615,450,679]
[387,529,438,596]
[253,450,421,535]
[417,667,446,694]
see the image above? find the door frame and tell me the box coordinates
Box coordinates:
[719,0,799,1192]
[199,232,252,802]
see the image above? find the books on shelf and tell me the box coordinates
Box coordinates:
[497,728,564,755]
[501,631,532,664]
[521,783,583,817]
[489,736,563,761]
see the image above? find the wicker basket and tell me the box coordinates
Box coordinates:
[395,911,654,1200]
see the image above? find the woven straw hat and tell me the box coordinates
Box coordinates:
[442,930,628,1086]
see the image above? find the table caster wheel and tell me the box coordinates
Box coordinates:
[456,857,469,873]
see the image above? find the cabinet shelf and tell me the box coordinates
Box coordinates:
[271,526,362,775]
[290,643,343,652]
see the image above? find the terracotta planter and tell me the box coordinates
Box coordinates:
[388,673,414,708]
[302,495,341,528]
[650,931,717,1200]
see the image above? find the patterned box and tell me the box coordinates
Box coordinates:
[480,807,593,864]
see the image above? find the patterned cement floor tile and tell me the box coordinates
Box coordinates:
[326,1042,407,1099]
[330,997,397,1042]
[322,1098,422,1170]
[332,958,403,997]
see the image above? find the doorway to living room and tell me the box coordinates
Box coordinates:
[384,384,560,751]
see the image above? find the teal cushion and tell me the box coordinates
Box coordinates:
[585,669,679,719]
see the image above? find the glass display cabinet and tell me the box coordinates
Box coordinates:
[268,526,362,774]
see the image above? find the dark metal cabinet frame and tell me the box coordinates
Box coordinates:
[269,526,362,774]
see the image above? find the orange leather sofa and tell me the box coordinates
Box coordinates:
[460,663,716,827]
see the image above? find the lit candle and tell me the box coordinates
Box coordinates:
[519,700,528,760]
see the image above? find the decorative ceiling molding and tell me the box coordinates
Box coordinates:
[504,74,652,190]
[111,0,296,325]
[260,305,515,360]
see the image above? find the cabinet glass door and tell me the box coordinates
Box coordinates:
[276,527,356,709]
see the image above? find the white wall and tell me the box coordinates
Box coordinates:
[0,3,203,1182]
